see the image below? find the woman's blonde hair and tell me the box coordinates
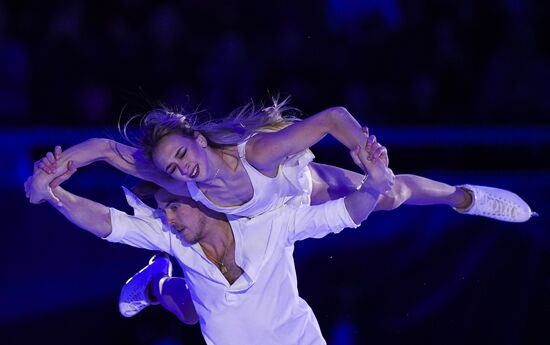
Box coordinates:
[121,97,301,160]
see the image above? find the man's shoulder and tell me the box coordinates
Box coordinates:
[229,206,295,234]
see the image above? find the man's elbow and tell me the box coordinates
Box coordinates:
[97,227,113,239]
[96,212,113,238]
[350,211,368,225]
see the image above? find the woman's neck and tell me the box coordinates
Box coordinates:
[201,146,239,186]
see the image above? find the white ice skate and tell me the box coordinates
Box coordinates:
[118,253,172,317]
[455,184,537,223]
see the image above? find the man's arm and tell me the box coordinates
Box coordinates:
[287,167,390,243]
[29,167,199,323]
[288,138,394,243]
[48,186,113,238]
[29,163,173,253]
[343,141,394,224]
[30,162,112,237]
[343,182,382,225]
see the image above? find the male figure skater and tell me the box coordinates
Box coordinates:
[25,139,394,345]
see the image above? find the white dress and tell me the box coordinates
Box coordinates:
[187,139,314,218]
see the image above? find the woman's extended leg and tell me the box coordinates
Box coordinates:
[308,163,533,222]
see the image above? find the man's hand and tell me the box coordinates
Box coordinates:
[24,169,59,204]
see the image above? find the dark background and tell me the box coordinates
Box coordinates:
[2,1,549,344]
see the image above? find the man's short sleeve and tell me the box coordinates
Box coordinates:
[105,207,173,253]
[286,198,360,244]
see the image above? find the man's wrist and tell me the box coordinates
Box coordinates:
[358,178,382,197]
[45,189,60,206]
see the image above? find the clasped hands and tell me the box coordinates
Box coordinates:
[350,133,395,195]
[24,146,77,206]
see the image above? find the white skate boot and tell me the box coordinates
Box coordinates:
[118,253,172,317]
[454,185,537,223]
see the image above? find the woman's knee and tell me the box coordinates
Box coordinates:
[376,177,410,210]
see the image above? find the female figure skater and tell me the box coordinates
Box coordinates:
[28,99,534,222]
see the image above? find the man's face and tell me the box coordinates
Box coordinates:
[154,188,206,245]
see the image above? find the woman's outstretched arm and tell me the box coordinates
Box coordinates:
[246,107,385,173]
[34,138,189,196]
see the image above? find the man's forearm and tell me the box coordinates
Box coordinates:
[49,186,112,238]
[344,183,381,224]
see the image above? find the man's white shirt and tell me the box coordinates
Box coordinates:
[105,187,359,345]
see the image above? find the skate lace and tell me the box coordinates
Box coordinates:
[127,294,147,309]
[479,192,516,220]
[120,298,148,317]
[120,280,150,316]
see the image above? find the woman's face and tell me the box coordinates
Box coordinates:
[152,133,211,182]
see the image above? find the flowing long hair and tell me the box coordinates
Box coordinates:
[121,97,302,160]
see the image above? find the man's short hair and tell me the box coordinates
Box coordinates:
[131,181,162,201]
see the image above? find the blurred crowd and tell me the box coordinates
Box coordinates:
[1,0,549,127]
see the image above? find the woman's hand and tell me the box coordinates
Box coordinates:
[350,135,395,195]
[24,146,77,205]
